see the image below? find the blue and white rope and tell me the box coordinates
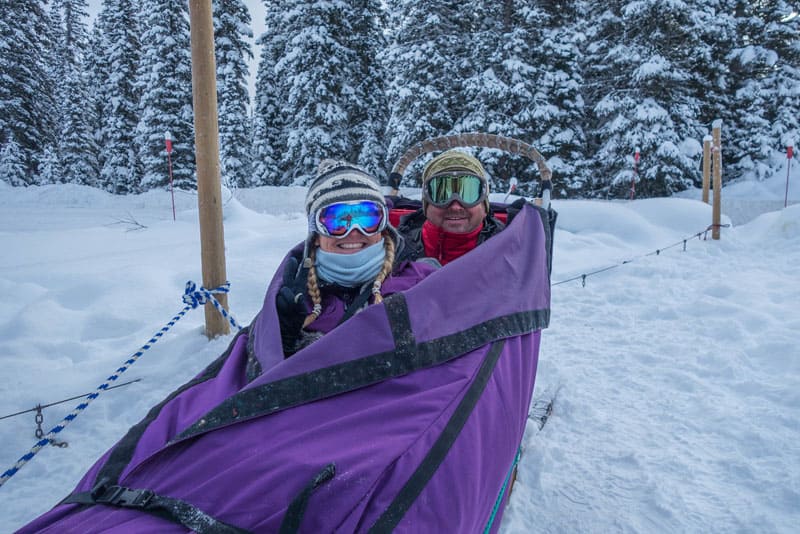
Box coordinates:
[0,281,240,489]
[181,281,242,332]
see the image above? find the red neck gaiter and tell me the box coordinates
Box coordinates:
[422,220,483,265]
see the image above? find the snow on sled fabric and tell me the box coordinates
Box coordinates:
[18,204,551,534]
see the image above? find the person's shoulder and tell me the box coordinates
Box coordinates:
[414,257,442,270]
[397,207,425,231]
[482,213,506,236]
[399,256,439,275]
[392,256,439,285]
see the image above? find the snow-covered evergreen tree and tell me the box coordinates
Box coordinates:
[48,0,99,186]
[135,0,195,191]
[0,0,58,183]
[689,0,739,128]
[344,0,389,177]
[583,1,702,198]
[37,145,62,185]
[727,0,800,180]
[526,1,590,197]
[213,0,254,189]
[251,1,287,185]
[453,1,535,194]
[382,0,466,184]
[60,71,100,185]
[0,134,28,186]
[451,1,588,197]
[92,0,141,194]
[259,0,386,184]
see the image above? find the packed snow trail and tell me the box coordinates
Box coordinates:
[502,204,800,533]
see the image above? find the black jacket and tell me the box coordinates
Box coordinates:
[395,208,506,262]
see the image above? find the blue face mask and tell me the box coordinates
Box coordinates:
[315,238,386,287]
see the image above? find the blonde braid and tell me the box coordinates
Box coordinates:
[303,249,323,328]
[371,233,396,304]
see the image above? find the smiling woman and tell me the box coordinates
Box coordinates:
[273,159,438,356]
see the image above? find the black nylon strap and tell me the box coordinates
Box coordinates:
[384,293,415,360]
[279,463,336,534]
[367,339,506,533]
[63,484,251,534]
[176,308,548,442]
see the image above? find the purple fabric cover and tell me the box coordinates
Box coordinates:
[18,205,550,534]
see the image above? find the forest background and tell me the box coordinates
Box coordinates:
[1,0,798,199]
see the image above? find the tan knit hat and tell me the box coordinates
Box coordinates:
[421,150,489,211]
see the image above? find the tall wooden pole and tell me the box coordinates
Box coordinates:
[711,121,722,241]
[702,135,711,204]
[188,0,229,338]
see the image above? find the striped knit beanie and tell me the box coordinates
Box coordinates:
[305,159,385,217]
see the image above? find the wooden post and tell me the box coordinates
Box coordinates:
[188,0,229,338]
[711,121,722,240]
[702,135,711,204]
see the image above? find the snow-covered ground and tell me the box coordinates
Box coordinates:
[0,167,798,532]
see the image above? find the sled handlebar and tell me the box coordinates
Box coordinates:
[389,133,552,202]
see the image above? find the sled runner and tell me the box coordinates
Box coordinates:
[19,135,554,534]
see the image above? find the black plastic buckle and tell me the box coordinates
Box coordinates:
[94,484,154,508]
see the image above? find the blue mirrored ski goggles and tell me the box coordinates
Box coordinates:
[315,200,387,238]
[424,174,486,208]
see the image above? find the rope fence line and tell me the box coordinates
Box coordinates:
[0,379,142,422]
[553,224,730,287]
[0,281,241,489]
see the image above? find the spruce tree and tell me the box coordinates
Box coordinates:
[263,0,382,184]
[382,0,467,184]
[526,1,590,197]
[213,0,254,189]
[454,1,587,197]
[454,0,534,194]
[727,0,800,180]
[383,0,473,184]
[49,0,99,186]
[251,1,287,185]
[0,0,58,183]
[135,0,195,191]
[37,146,61,186]
[690,0,739,131]
[0,134,27,186]
[92,0,141,193]
[583,1,702,198]
[344,0,389,177]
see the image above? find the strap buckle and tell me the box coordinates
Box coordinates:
[92,480,153,508]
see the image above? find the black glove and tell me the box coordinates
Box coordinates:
[275,256,308,354]
[505,197,528,225]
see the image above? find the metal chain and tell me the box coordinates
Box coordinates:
[34,406,44,440]
[33,406,68,448]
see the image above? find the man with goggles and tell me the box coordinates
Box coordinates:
[396,150,505,266]
[275,160,436,357]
